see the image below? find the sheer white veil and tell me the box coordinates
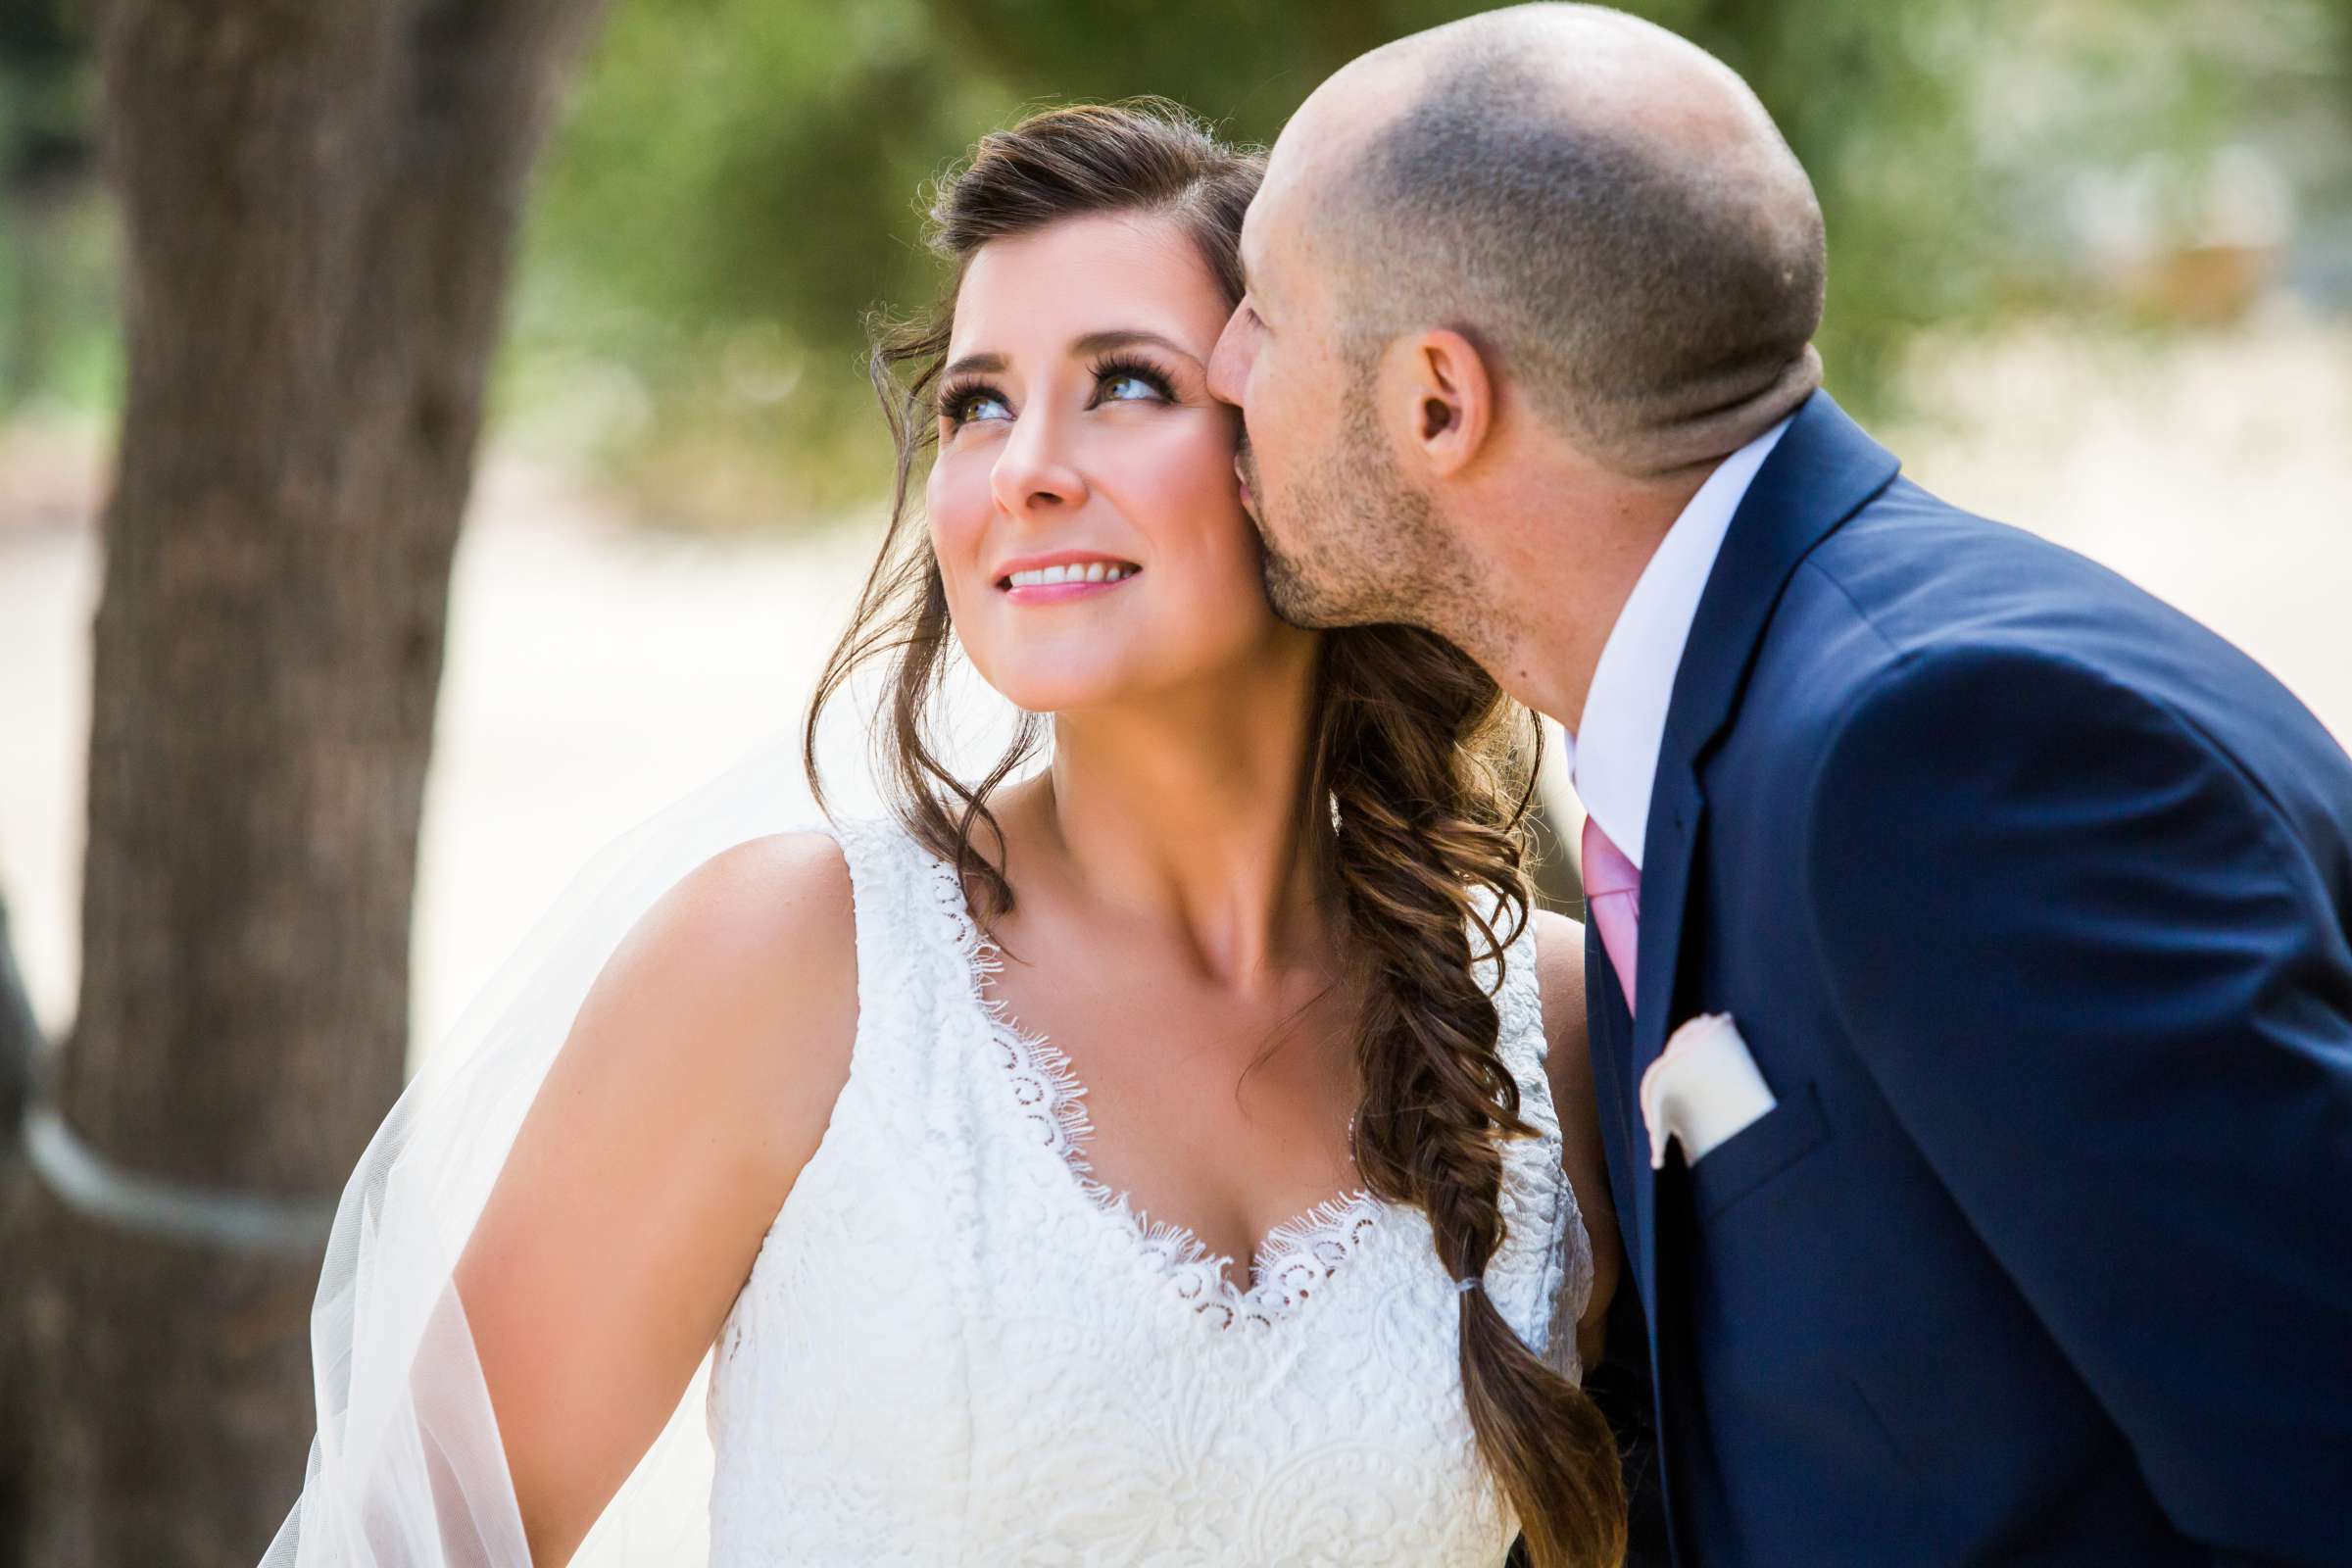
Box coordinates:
[258,727,852,1567]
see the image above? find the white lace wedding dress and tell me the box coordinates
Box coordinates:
[703,817,1594,1566]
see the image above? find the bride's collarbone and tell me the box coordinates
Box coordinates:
[982,941,1366,1275]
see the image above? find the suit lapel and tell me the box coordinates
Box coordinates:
[1620,393,1902,1323]
[1582,916,1641,1247]
[1626,759,1701,1309]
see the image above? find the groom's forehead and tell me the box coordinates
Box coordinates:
[1259,65,1419,264]
[1236,197,1270,286]
[1236,176,1294,304]
[1250,139,1342,269]
[1247,148,1363,298]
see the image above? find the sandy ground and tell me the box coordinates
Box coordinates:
[3,318,2349,1060]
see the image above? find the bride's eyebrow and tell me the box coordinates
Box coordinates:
[942,351,1004,380]
[1070,329,1202,368]
[942,333,1200,385]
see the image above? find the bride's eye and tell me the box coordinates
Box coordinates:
[1090,357,1175,407]
[940,381,1011,427]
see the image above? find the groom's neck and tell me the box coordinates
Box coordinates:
[1444,453,1707,733]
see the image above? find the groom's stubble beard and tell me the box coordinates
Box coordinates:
[1246,372,1494,654]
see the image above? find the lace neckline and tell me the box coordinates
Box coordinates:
[910,838,1386,1331]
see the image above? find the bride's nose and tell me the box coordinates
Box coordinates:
[989,408,1088,518]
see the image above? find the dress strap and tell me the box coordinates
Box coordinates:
[1479,897,1595,1378]
[815,815,970,1103]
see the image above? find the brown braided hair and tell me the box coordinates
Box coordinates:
[805,99,1625,1568]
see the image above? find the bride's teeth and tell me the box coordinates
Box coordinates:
[1003,562,1137,588]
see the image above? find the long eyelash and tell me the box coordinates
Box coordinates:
[1089,353,1178,402]
[936,375,1002,426]
[937,357,1174,424]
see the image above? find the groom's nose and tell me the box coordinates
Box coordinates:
[1206,305,1252,408]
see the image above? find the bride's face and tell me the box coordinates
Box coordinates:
[928,213,1306,715]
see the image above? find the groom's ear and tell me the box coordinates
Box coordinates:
[1396,328,1494,479]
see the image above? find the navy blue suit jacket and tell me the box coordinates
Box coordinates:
[1585,392,2352,1565]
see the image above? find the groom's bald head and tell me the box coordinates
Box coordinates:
[1272,4,1825,476]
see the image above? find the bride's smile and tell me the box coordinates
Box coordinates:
[993,551,1144,601]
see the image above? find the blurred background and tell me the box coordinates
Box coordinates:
[1,0,2348,1561]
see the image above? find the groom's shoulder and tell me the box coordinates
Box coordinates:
[1798,478,2139,650]
[1745,481,2100,737]
[1788,477,2271,705]
[1770,479,2349,824]
[1747,474,2343,791]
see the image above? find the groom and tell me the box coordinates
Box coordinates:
[1208,5,2352,1564]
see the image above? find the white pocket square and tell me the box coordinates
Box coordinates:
[1640,1013,1777,1170]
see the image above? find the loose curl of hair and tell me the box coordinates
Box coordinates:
[805,99,1624,1568]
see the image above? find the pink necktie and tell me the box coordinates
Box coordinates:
[1582,814,1642,1016]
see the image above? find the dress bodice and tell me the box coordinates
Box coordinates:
[705,816,1593,1566]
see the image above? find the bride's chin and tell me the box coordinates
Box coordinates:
[1015,692,1138,723]
[976,626,1304,719]
[974,645,1176,716]
[985,670,1135,718]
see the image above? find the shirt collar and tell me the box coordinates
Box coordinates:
[1561,416,1792,869]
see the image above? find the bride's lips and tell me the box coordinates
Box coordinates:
[994,549,1144,606]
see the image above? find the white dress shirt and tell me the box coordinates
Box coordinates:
[1561,416,1792,869]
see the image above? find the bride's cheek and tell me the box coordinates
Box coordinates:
[926,478,990,596]
[1134,425,1245,530]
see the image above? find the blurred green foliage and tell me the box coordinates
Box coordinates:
[5,0,2348,520]
[508,0,2349,518]
[0,0,109,410]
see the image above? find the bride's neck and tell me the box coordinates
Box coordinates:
[1022,655,1334,990]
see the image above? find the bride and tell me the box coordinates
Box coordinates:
[265,101,1624,1568]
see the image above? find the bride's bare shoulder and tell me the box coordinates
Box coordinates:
[1528,907,1588,1047]
[653,830,857,986]
[620,826,856,1031]
[458,831,857,1562]
[571,830,858,1172]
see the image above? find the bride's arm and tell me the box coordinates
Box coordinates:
[452,831,858,1567]
[1532,909,1621,1376]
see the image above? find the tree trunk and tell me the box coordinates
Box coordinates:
[0,0,607,1561]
